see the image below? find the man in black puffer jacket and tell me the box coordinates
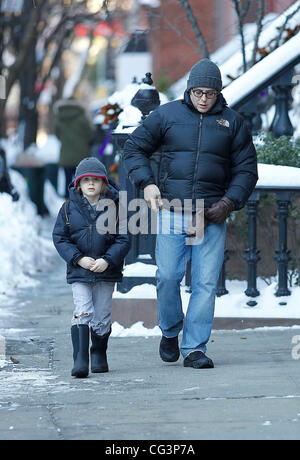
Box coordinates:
[123,59,258,369]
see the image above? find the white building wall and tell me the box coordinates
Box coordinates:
[115,52,152,91]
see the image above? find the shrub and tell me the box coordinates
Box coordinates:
[255,132,300,167]
[227,133,300,285]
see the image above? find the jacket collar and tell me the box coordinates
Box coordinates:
[183,90,227,115]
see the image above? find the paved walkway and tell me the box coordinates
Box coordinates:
[0,218,300,440]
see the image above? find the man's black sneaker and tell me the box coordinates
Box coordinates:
[183,351,214,369]
[159,335,180,362]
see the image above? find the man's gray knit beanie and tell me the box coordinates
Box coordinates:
[187,58,222,92]
[74,157,108,187]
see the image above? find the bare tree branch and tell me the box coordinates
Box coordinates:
[0,1,44,137]
[232,0,251,72]
[177,0,210,58]
[101,0,110,12]
[6,2,43,98]
[274,3,300,49]
[251,0,265,67]
[149,10,201,55]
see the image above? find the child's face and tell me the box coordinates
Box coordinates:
[79,176,104,201]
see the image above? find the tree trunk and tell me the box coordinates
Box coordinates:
[19,0,39,149]
[178,0,210,58]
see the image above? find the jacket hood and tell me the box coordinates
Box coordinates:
[183,90,228,115]
[55,106,85,121]
[53,98,91,121]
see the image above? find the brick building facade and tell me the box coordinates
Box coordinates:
[140,0,296,87]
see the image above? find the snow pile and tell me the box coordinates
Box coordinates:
[109,82,169,133]
[214,278,300,319]
[0,170,55,301]
[110,320,300,338]
[113,263,300,319]
[112,321,160,337]
[257,163,300,188]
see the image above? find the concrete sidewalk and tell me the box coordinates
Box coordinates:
[0,251,300,440]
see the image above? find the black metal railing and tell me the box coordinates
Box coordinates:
[231,61,300,138]
[213,186,300,302]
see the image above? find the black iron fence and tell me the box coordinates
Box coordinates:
[212,186,299,302]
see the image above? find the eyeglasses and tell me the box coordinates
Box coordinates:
[191,89,219,99]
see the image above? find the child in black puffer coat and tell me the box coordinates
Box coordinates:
[52,157,130,378]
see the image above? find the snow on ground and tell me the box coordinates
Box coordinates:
[113,263,300,320]
[110,321,300,339]
[0,170,56,304]
[111,321,161,338]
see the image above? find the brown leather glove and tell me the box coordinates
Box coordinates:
[205,197,233,225]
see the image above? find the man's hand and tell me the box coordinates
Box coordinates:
[144,184,163,212]
[78,257,96,270]
[205,197,233,225]
[90,258,109,273]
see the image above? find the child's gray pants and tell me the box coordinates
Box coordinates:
[71,281,115,336]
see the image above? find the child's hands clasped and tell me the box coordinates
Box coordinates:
[90,258,109,273]
[78,257,109,273]
[78,257,96,270]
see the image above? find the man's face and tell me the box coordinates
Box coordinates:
[190,87,219,113]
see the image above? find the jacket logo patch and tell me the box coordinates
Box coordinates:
[217,118,230,128]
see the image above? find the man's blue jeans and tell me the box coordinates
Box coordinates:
[155,210,226,358]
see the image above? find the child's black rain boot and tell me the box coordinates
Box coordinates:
[71,324,89,378]
[90,328,111,373]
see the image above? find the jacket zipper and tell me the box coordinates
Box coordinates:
[161,172,168,193]
[89,223,95,282]
[192,114,203,202]
[89,223,93,251]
